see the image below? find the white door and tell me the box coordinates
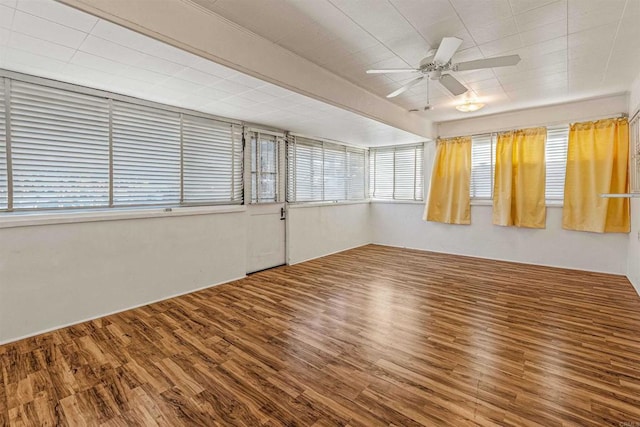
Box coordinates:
[245,130,286,273]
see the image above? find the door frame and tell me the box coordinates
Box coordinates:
[244,127,288,272]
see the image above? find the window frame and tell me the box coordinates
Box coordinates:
[286,134,367,204]
[246,128,285,204]
[369,143,425,202]
[0,70,244,215]
[469,127,570,206]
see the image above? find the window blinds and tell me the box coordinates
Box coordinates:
[470,134,493,200]
[0,75,243,212]
[0,81,7,210]
[249,131,278,203]
[183,115,241,204]
[369,144,424,200]
[545,126,569,201]
[10,81,110,209]
[287,135,366,203]
[346,149,365,200]
[112,101,181,206]
[470,129,568,202]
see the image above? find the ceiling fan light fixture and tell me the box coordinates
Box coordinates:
[456,101,485,112]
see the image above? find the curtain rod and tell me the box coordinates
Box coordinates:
[438,112,628,140]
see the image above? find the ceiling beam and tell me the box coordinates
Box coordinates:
[57,0,433,140]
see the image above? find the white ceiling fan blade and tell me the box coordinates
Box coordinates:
[433,37,463,64]
[454,54,521,71]
[366,68,420,74]
[439,74,468,96]
[386,76,424,98]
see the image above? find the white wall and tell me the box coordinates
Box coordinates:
[287,203,370,265]
[0,211,247,344]
[438,94,629,137]
[0,202,372,344]
[372,95,632,276]
[371,203,628,274]
[627,73,640,295]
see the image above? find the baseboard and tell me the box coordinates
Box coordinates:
[288,243,371,265]
[0,274,247,346]
[626,274,640,298]
[372,242,627,276]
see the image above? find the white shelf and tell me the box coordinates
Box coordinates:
[600,193,640,198]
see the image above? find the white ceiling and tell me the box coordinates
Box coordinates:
[199,0,640,121]
[0,0,426,147]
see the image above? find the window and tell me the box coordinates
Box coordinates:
[286,135,366,203]
[470,134,494,200]
[249,131,281,203]
[10,81,110,210]
[631,116,640,193]
[112,101,181,206]
[183,116,242,204]
[369,144,424,201]
[0,80,8,209]
[0,75,243,213]
[469,127,569,203]
[545,126,569,202]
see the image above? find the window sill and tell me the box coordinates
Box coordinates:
[370,199,424,205]
[0,204,246,229]
[471,200,564,208]
[288,200,370,209]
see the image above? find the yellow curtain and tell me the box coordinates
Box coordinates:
[493,127,546,228]
[425,136,471,224]
[563,118,630,233]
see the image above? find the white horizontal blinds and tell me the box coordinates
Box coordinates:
[470,133,493,200]
[371,149,393,199]
[10,81,110,209]
[250,132,278,203]
[370,144,423,200]
[290,136,323,202]
[112,101,181,206]
[394,145,422,200]
[631,117,640,193]
[0,80,6,210]
[415,146,424,200]
[545,126,569,202]
[286,135,295,202]
[347,148,365,200]
[182,115,240,204]
[323,142,347,201]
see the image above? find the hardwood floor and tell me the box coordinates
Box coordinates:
[1,244,640,426]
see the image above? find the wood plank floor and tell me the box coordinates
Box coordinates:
[2,244,640,426]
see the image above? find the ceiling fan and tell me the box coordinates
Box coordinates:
[367,37,521,100]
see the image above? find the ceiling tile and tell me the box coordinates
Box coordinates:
[509,0,557,15]
[414,16,475,51]
[519,18,567,46]
[514,0,567,32]
[16,0,97,32]
[172,67,222,86]
[119,66,170,85]
[7,31,76,62]
[135,54,184,76]
[465,16,519,45]
[69,51,129,74]
[329,0,419,44]
[0,4,15,29]
[478,34,524,57]
[79,35,142,65]
[450,0,513,27]
[3,46,66,75]
[12,10,87,48]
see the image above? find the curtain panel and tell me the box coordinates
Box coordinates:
[493,127,547,228]
[562,118,630,233]
[425,136,471,225]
